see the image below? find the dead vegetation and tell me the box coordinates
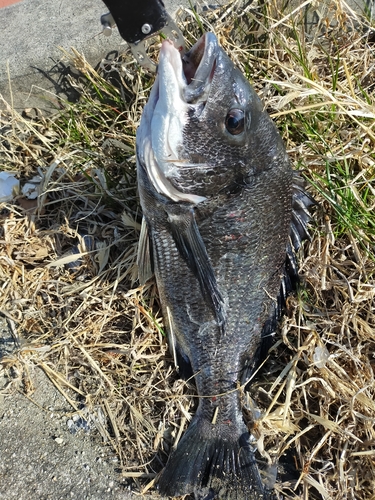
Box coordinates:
[1,1,375,498]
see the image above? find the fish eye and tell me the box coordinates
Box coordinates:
[225,109,245,135]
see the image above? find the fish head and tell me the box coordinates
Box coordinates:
[137,32,289,203]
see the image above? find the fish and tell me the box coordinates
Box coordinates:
[136,32,313,499]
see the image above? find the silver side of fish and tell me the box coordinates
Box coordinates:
[136,33,314,500]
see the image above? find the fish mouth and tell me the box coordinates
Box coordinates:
[156,32,219,103]
[180,33,219,102]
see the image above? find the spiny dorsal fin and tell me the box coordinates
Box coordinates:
[290,173,316,251]
[279,173,315,310]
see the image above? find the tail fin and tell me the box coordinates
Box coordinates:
[158,415,269,499]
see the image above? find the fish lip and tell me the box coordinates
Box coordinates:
[181,33,219,103]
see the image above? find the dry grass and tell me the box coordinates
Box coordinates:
[1,0,375,498]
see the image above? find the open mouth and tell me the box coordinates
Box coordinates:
[182,35,208,84]
[180,33,219,102]
[159,33,219,104]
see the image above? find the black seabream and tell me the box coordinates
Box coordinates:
[136,32,313,499]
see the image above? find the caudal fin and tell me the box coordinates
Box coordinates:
[158,415,269,499]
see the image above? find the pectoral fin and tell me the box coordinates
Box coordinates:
[137,217,154,285]
[167,208,225,328]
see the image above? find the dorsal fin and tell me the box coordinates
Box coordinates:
[279,174,315,315]
[289,173,316,251]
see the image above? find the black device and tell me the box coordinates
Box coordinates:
[100,0,185,71]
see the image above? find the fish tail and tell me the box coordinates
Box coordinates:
[158,414,269,499]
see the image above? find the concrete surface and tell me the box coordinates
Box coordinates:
[0,0,191,112]
[0,373,128,500]
[1,0,118,112]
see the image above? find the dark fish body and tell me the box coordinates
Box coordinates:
[136,33,312,499]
